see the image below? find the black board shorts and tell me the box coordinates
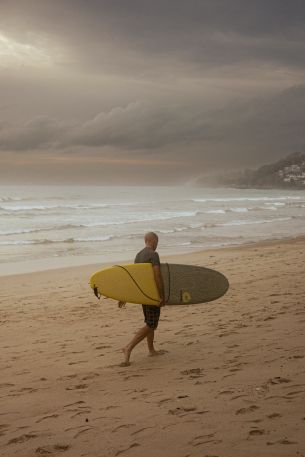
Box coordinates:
[142,305,160,329]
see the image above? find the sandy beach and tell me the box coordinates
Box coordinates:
[1,237,305,457]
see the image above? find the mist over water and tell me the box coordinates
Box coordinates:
[1,185,305,274]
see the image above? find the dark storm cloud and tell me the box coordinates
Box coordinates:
[2,85,305,163]
[0,102,210,151]
[1,0,305,73]
[0,116,72,151]
[70,102,212,150]
[1,0,305,182]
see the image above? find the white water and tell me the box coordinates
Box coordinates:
[1,185,305,275]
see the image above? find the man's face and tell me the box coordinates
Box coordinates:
[151,236,158,250]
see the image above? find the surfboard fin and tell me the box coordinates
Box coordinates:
[93,286,101,300]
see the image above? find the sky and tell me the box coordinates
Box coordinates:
[0,0,305,185]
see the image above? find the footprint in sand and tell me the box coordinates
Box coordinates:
[248,429,265,436]
[218,331,239,337]
[286,389,305,397]
[264,315,276,321]
[229,367,242,373]
[82,372,100,380]
[268,376,291,385]
[36,414,59,423]
[69,408,91,419]
[167,406,207,417]
[115,443,140,456]
[130,426,155,436]
[73,428,92,439]
[0,383,15,389]
[68,360,87,366]
[235,405,259,415]
[63,400,85,408]
[158,398,172,405]
[180,368,204,379]
[95,344,111,350]
[112,423,135,433]
[218,389,234,396]
[65,383,88,390]
[8,433,38,445]
[267,413,282,419]
[0,424,9,437]
[267,438,298,445]
[12,387,38,396]
[189,433,219,446]
[35,444,70,454]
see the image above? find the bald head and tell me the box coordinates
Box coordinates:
[144,232,159,250]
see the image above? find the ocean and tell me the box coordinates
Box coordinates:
[1,185,305,275]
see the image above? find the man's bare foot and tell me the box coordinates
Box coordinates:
[148,349,167,357]
[121,347,131,365]
[119,360,131,367]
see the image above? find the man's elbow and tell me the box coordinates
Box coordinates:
[153,265,161,275]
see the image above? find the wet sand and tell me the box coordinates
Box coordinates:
[1,237,305,457]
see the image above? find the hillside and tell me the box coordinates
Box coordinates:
[217,152,305,189]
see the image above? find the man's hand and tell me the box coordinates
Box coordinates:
[157,297,166,307]
[118,301,126,308]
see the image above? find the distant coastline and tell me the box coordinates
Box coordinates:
[199,152,305,190]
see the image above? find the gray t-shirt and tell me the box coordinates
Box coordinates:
[134,247,160,266]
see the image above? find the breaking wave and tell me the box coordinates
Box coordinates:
[0,236,113,246]
[193,196,301,203]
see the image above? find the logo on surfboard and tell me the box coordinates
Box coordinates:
[181,290,192,303]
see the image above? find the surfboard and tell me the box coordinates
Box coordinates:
[89,263,229,305]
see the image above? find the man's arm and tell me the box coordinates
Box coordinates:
[153,265,165,306]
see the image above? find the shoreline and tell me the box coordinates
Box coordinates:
[1,232,305,279]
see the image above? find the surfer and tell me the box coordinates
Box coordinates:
[119,232,165,366]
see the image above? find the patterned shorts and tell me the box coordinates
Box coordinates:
[142,304,160,329]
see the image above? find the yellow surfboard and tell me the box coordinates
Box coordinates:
[90,263,229,306]
[90,263,160,305]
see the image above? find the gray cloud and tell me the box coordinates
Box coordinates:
[0,116,72,151]
[1,0,305,74]
[1,85,305,167]
[0,101,209,151]
[1,0,305,182]
[69,101,210,150]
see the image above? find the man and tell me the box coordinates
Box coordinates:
[119,232,165,366]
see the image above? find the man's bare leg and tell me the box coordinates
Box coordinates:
[147,329,158,356]
[122,325,153,365]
